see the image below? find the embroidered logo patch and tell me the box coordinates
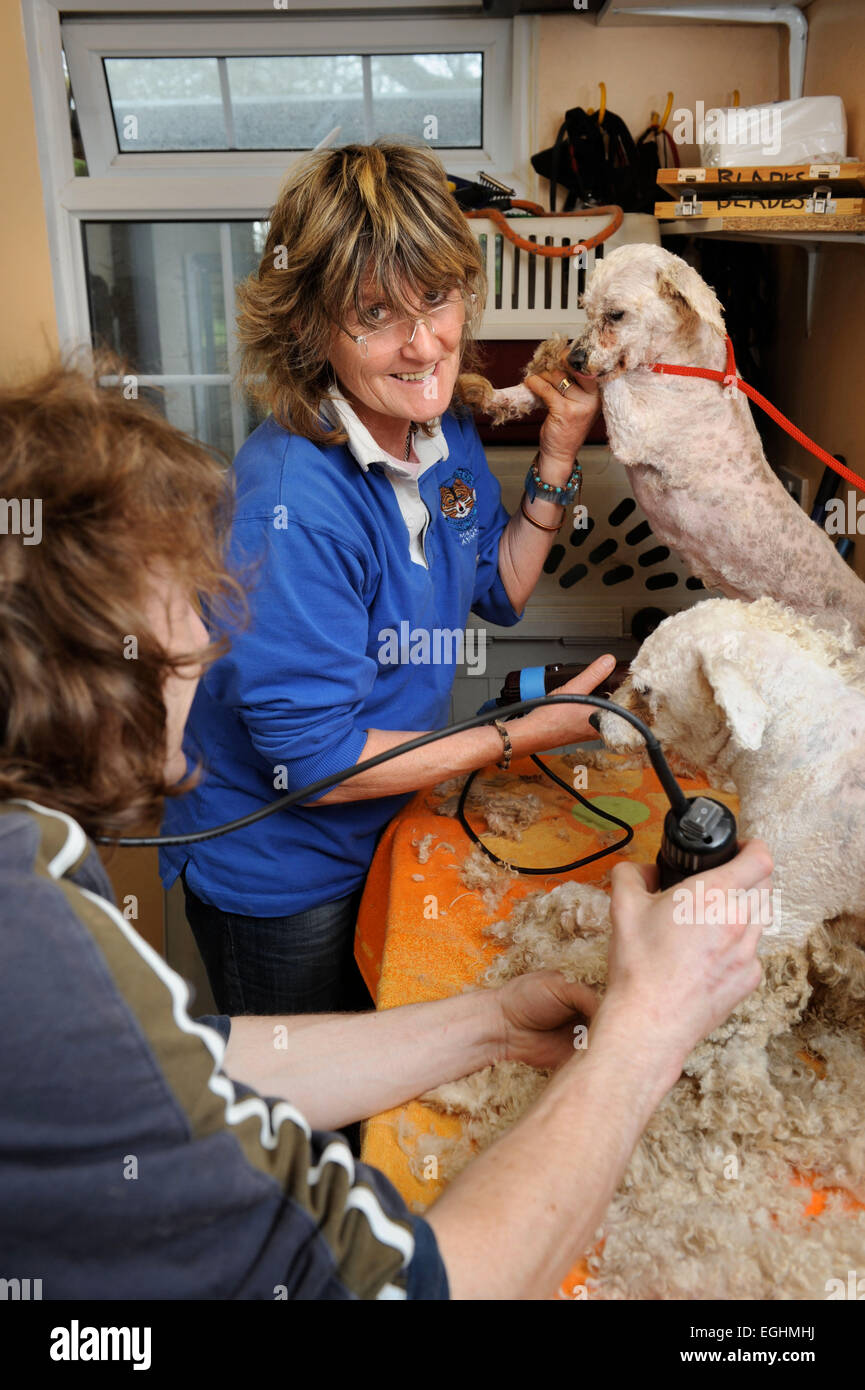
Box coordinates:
[439,468,478,545]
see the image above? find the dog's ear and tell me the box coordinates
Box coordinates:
[699,646,768,751]
[656,256,726,338]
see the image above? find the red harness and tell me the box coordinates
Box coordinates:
[650,335,865,494]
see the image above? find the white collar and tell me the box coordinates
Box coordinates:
[321,388,449,476]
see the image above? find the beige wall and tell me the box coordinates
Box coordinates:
[2,5,164,949]
[0,2,58,381]
[536,16,785,179]
[767,0,865,581]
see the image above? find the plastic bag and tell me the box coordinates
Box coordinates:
[698,95,846,168]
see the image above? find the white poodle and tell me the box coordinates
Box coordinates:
[460,243,865,641]
[596,596,865,953]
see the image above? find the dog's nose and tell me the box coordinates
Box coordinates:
[588,711,602,733]
[567,344,588,372]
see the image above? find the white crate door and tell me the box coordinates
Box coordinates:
[470,213,660,339]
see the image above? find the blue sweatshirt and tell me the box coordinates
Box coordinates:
[159,404,521,917]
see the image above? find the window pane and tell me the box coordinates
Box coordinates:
[141,383,236,460]
[371,52,482,146]
[230,220,270,282]
[100,53,483,151]
[104,58,228,152]
[84,220,270,458]
[84,222,233,375]
[226,55,367,149]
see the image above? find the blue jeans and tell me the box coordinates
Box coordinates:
[181,874,373,1016]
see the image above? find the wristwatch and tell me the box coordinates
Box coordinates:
[524,452,582,507]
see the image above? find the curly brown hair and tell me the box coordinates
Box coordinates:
[0,354,245,840]
[236,140,488,446]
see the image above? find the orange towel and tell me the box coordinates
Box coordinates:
[355,753,861,1297]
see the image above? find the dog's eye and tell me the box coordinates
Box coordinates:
[607,311,625,322]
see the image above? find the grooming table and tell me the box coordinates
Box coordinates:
[356,752,731,1297]
[354,754,860,1299]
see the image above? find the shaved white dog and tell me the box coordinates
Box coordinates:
[461,243,865,641]
[596,596,865,952]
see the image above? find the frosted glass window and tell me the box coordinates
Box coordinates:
[102,52,483,151]
[226,56,367,149]
[105,58,228,151]
[370,53,482,146]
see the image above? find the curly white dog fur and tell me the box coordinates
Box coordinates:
[597,596,865,952]
[422,879,865,1300]
[419,600,865,1298]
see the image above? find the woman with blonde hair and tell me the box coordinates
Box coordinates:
[160,139,614,1015]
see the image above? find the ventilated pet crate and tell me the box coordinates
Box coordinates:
[470,211,659,337]
[487,443,714,635]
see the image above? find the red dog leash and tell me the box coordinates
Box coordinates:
[650,336,865,494]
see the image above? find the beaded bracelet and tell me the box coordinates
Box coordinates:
[494,718,513,771]
[524,453,582,507]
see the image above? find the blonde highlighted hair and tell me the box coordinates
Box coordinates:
[236,140,488,445]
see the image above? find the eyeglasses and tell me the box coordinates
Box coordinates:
[343,290,476,359]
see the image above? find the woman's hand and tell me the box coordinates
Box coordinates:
[495,970,600,1070]
[524,369,601,482]
[594,841,771,1098]
[509,654,617,754]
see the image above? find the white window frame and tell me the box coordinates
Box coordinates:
[64,16,511,177]
[23,0,539,353]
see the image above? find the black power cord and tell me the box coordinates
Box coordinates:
[99,694,687,847]
[457,753,634,875]
[102,692,739,891]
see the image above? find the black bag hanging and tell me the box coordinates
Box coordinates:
[595,108,642,211]
[532,101,650,213]
[633,118,680,214]
[531,106,607,212]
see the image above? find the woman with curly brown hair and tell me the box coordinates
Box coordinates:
[159,139,615,1016]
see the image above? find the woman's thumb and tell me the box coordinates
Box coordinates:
[610,859,653,903]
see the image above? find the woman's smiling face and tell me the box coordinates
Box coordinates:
[328,271,464,432]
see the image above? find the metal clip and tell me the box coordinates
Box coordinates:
[477,171,515,196]
[806,184,836,214]
[675,189,704,216]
